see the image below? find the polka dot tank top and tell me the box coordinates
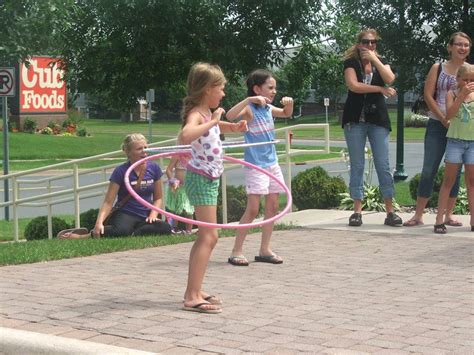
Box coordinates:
[187,111,223,180]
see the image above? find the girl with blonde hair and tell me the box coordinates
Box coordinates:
[59,133,172,239]
[179,62,247,313]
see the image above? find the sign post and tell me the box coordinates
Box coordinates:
[0,67,16,221]
[323,97,330,124]
[146,89,155,142]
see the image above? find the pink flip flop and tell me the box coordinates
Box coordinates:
[57,228,89,239]
[403,219,424,227]
[444,219,463,227]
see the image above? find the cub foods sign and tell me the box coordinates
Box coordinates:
[17,56,67,114]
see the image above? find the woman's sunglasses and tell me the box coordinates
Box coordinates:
[360,39,377,45]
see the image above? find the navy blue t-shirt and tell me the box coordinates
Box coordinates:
[110,161,162,218]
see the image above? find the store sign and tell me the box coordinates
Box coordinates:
[19,57,66,113]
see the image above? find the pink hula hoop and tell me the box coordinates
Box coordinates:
[124,151,292,229]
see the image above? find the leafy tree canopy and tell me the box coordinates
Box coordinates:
[335,0,472,94]
[0,0,74,65]
[59,0,323,111]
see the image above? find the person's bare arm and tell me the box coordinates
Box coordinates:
[179,109,223,144]
[424,63,445,124]
[271,97,294,118]
[344,67,396,97]
[93,182,120,236]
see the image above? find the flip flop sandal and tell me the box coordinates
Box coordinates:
[403,219,424,227]
[444,219,463,227]
[228,255,249,266]
[254,254,283,264]
[181,295,222,305]
[182,302,222,314]
[204,295,222,305]
[57,228,89,238]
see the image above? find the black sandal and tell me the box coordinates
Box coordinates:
[434,224,447,234]
[348,213,362,226]
[384,212,403,227]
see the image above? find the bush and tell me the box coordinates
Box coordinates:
[409,167,445,208]
[47,121,62,134]
[24,216,71,241]
[40,127,54,135]
[76,127,88,137]
[217,184,256,223]
[78,208,99,231]
[66,110,84,125]
[339,183,400,212]
[453,187,469,215]
[23,118,37,133]
[8,120,18,132]
[292,166,347,210]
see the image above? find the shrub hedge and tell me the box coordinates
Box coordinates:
[24,216,71,241]
[292,166,347,210]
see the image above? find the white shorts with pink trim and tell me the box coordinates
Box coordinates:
[244,163,286,195]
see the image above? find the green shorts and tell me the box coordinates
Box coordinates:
[185,171,220,206]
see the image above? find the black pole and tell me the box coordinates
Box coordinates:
[393,92,408,181]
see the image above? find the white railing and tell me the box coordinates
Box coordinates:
[1,124,330,242]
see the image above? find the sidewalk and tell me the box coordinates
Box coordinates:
[1,209,473,354]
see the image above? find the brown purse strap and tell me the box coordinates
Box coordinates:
[114,163,147,209]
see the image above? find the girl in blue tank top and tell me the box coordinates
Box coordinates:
[225,69,293,266]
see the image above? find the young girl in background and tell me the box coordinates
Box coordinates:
[226,69,293,266]
[165,154,194,234]
[179,62,247,313]
[404,32,471,227]
[434,63,474,234]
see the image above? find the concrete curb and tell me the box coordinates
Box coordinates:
[0,327,157,355]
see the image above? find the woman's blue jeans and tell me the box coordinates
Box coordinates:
[344,122,394,200]
[417,118,460,198]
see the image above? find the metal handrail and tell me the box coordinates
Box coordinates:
[2,124,330,242]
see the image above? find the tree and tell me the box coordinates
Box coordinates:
[276,10,359,118]
[428,0,473,64]
[310,12,360,115]
[335,0,472,99]
[59,0,324,113]
[335,0,472,179]
[0,0,75,65]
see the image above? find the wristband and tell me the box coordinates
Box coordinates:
[168,178,178,186]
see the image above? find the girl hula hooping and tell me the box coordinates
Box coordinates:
[178,62,247,314]
[225,69,293,266]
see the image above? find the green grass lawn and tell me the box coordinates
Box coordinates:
[0,224,296,266]
[0,112,421,265]
[1,110,425,161]
[282,111,426,141]
[394,180,415,206]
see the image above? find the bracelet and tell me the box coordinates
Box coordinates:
[168,178,178,186]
